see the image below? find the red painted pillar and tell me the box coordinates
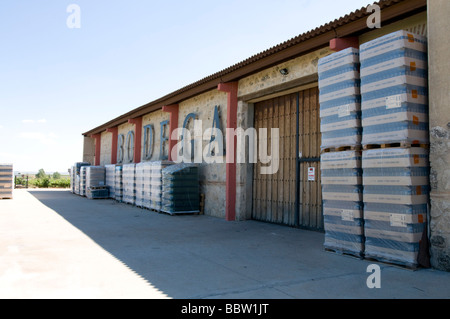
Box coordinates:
[218,82,238,221]
[128,117,143,163]
[162,104,179,162]
[91,134,101,166]
[329,37,359,52]
[106,127,118,164]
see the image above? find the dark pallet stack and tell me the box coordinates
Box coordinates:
[161,163,200,215]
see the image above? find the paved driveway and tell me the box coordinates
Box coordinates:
[1,189,450,299]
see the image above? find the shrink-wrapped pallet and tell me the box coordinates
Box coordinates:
[0,164,13,199]
[360,30,429,146]
[80,166,87,197]
[135,163,145,207]
[114,165,123,202]
[318,47,362,150]
[161,163,200,215]
[362,147,429,268]
[105,164,116,199]
[86,166,108,199]
[122,163,136,205]
[321,151,364,256]
[143,161,173,211]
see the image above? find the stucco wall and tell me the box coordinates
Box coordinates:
[141,109,170,162]
[100,131,112,166]
[178,89,228,218]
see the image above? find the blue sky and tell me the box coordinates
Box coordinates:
[0,0,371,173]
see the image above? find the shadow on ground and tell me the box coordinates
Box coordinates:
[26,189,450,299]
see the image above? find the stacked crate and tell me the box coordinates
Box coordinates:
[105,164,116,199]
[144,161,173,211]
[135,162,145,207]
[114,165,123,202]
[360,30,429,146]
[362,147,429,268]
[318,48,364,257]
[161,163,200,215]
[86,166,108,199]
[80,166,88,197]
[122,163,136,205]
[0,164,13,199]
[320,151,364,256]
[318,47,361,151]
[73,162,90,195]
[360,30,430,268]
[70,166,76,193]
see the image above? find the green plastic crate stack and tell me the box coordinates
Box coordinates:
[161,163,200,214]
[0,164,13,199]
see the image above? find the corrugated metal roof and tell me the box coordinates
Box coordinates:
[83,0,426,136]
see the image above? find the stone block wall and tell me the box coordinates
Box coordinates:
[428,0,450,271]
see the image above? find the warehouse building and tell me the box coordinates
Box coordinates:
[80,0,450,271]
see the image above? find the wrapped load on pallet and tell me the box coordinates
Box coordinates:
[362,147,429,268]
[143,161,173,211]
[360,30,429,146]
[73,162,89,195]
[86,166,108,199]
[0,164,13,199]
[122,163,136,205]
[135,162,145,207]
[161,163,200,215]
[105,164,116,199]
[318,47,362,150]
[80,166,88,197]
[114,165,123,202]
[321,151,364,256]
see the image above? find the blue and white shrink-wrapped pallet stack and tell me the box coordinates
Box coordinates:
[105,164,116,199]
[360,30,430,269]
[360,30,429,146]
[319,47,361,151]
[318,47,364,257]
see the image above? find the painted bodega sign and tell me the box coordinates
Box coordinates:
[117,105,280,175]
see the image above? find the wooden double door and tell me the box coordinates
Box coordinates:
[252,87,323,230]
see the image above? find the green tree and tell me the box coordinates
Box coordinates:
[36,169,46,179]
[52,172,61,179]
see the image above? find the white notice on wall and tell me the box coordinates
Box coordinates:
[308,167,315,181]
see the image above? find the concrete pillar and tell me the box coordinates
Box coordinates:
[428,0,450,272]
[106,127,118,164]
[218,82,238,221]
[91,134,102,166]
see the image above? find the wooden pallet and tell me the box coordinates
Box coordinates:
[364,256,419,271]
[363,142,429,150]
[324,247,364,260]
[321,145,362,153]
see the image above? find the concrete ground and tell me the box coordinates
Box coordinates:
[1,189,449,299]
